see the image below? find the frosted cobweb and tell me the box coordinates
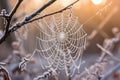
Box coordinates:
[35,13,87,76]
[15,12,87,76]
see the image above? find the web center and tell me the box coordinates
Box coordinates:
[57,32,66,42]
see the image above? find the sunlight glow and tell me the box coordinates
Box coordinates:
[61,0,73,7]
[33,0,43,6]
[61,0,89,9]
[91,0,105,5]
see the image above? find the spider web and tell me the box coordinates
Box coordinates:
[14,12,87,76]
[35,13,87,76]
[14,3,112,77]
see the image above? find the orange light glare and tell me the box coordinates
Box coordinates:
[61,0,73,7]
[91,0,105,5]
[33,0,42,6]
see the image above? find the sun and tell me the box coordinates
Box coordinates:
[91,0,105,5]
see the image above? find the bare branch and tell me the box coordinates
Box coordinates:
[25,0,56,21]
[28,0,80,23]
[5,0,23,33]
[0,0,23,44]
[9,0,23,18]
[10,0,79,32]
[9,0,57,32]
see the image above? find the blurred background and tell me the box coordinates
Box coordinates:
[0,0,120,80]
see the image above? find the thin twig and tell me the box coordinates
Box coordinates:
[97,44,120,62]
[33,69,52,80]
[25,0,56,21]
[9,0,23,18]
[28,0,80,23]
[6,0,23,33]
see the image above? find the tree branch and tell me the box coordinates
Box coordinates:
[0,0,56,44]
[9,0,23,19]
[0,0,23,44]
[28,0,80,23]
[10,0,79,32]
[25,0,56,21]
[9,0,57,32]
[6,0,23,32]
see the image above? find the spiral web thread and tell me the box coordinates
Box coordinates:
[34,12,87,76]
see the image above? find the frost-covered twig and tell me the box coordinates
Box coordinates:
[9,0,80,32]
[28,0,80,23]
[97,44,120,62]
[0,62,6,66]
[33,68,58,80]
[98,28,120,62]
[80,62,106,80]
[0,0,23,44]
[33,69,52,80]
[19,57,31,71]
[0,65,11,80]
